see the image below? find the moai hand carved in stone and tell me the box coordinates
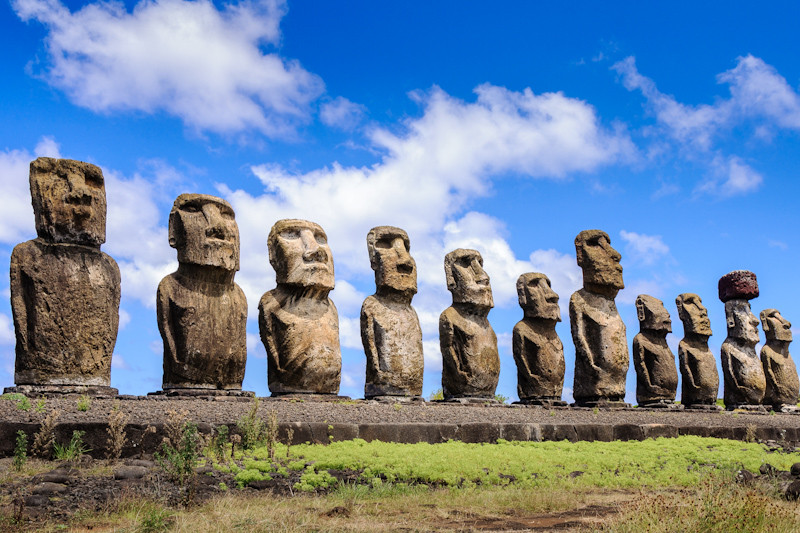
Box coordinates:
[512,273,565,405]
[675,293,719,409]
[361,226,423,399]
[719,270,765,410]
[760,309,799,412]
[9,158,120,396]
[569,230,629,407]
[156,194,248,395]
[259,219,342,395]
[439,249,499,400]
[632,295,678,408]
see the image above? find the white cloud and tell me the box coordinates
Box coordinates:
[13,0,323,137]
[118,308,131,330]
[320,97,366,131]
[619,230,670,265]
[0,314,15,345]
[697,155,763,197]
[111,353,130,370]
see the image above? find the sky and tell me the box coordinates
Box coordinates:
[1,0,800,403]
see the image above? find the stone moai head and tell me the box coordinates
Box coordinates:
[29,157,107,247]
[675,293,712,337]
[444,248,493,308]
[168,194,240,271]
[269,219,334,290]
[725,300,760,346]
[636,294,672,333]
[761,309,792,343]
[367,226,417,295]
[574,230,624,294]
[516,273,560,321]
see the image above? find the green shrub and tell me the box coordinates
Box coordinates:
[294,466,337,492]
[76,394,91,412]
[236,398,267,450]
[13,431,28,471]
[234,468,272,487]
[155,421,202,485]
[54,430,90,461]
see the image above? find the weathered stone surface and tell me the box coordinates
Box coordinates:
[361,226,423,398]
[259,219,341,395]
[760,309,799,410]
[11,158,120,388]
[720,291,766,408]
[158,194,247,391]
[512,273,565,401]
[113,465,148,480]
[633,295,678,406]
[570,230,628,405]
[718,270,759,302]
[440,249,499,399]
[675,293,719,407]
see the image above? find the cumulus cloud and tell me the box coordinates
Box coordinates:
[697,155,763,197]
[13,0,323,137]
[619,230,670,265]
[319,97,366,131]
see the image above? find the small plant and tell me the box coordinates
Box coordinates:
[592,407,599,415]
[392,402,402,412]
[136,506,173,533]
[494,394,509,405]
[218,482,228,492]
[76,394,91,412]
[209,425,230,461]
[265,410,279,461]
[13,431,28,471]
[2,393,31,411]
[428,388,444,401]
[237,398,267,450]
[156,421,202,485]
[745,424,757,443]
[34,398,46,414]
[32,409,60,458]
[106,401,129,460]
[286,427,294,459]
[54,430,90,461]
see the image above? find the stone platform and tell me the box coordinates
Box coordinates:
[0,396,797,459]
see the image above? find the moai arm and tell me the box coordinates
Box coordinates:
[156,280,178,369]
[761,347,778,391]
[360,301,379,376]
[258,294,282,375]
[570,295,602,374]
[439,311,463,377]
[678,344,698,390]
[633,336,653,389]
[9,246,28,355]
[722,344,741,391]
[512,324,533,378]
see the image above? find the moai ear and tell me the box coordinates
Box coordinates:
[636,298,646,322]
[727,315,735,329]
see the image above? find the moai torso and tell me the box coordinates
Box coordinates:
[760,309,799,409]
[440,249,499,399]
[259,219,341,395]
[157,194,247,390]
[11,158,120,387]
[632,295,678,405]
[361,226,423,398]
[512,273,564,400]
[676,293,718,406]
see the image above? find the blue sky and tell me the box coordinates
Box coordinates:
[2,0,800,402]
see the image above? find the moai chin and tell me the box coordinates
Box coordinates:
[361,226,424,399]
[632,295,678,408]
[569,230,629,407]
[512,273,565,406]
[258,219,342,396]
[155,194,249,395]
[439,249,499,401]
[675,293,719,409]
[718,270,766,410]
[9,158,120,396]
[760,309,799,412]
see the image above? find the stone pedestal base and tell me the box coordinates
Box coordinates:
[771,404,800,414]
[268,393,351,402]
[368,395,424,403]
[435,397,500,405]
[572,399,631,409]
[514,398,568,407]
[683,403,722,411]
[725,404,767,413]
[638,400,682,410]
[4,384,119,398]
[148,388,254,398]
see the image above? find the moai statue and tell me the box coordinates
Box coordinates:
[439,249,499,401]
[259,219,342,396]
[570,230,629,407]
[361,226,423,400]
[719,270,765,410]
[760,309,799,412]
[8,158,120,397]
[675,293,719,410]
[155,194,249,395]
[632,295,678,408]
[512,273,566,406]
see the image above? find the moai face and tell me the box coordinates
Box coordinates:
[676,293,712,336]
[516,273,560,321]
[269,219,334,290]
[725,300,760,346]
[575,230,624,291]
[636,294,672,333]
[168,194,240,271]
[445,248,493,308]
[29,157,107,247]
[367,226,417,295]
[761,309,793,342]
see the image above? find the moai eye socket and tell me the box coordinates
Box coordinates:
[314,231,327,245]
[375,237,392,249]
[182,202,201,214]
[280,229,300,240]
